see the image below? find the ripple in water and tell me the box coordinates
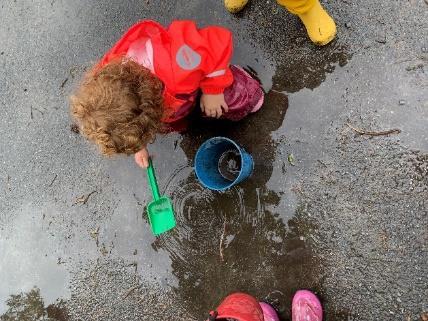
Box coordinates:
[154,164,245,263]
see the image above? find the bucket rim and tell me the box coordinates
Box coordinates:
[194,136,249,191]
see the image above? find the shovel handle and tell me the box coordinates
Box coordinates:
[147,158,161,201]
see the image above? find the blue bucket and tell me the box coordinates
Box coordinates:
[195,137,254,191]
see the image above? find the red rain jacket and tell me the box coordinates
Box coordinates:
[99,20,234,123]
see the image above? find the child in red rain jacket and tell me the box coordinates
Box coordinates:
[71,20,264,168]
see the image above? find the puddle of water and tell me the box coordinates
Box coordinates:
[1,287,68,321]
[272,42,350,93]
[101,74,319,319]
[0,203,70,316]
[154,175,321,319]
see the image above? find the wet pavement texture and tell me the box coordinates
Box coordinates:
[0,0,427,320]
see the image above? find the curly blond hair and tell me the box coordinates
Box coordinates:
[70,58,164,155]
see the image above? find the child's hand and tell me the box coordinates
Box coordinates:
[134,147,150,169]
[200,93,229,118]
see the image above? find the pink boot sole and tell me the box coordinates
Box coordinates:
[292,290,323,321]
[259,302,280,321]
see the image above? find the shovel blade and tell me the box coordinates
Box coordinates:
[147,196,176,236]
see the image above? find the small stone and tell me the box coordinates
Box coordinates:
[399,100,406,105]
[376,37,386,44]
[70,123,80,134]
[422,47,428,53]
[345,22,351,28]
[295,37,305,44]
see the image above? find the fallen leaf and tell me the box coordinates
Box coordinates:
[90,227,100,239]
[288,153,296,166]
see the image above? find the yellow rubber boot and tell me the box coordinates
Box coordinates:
[224,0,248,13]
[296,0,336,45]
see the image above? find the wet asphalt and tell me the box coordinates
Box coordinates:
[0,0,427,320]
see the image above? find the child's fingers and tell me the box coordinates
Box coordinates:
[134,149,150,169]
[206,107,215,118]
[222,102,229,113]
[213,107,220,118]
[216,106,222,118]
[142,155,149,168]
[134,154,146,168]
[200,100,205,113]
[141,149,150,168]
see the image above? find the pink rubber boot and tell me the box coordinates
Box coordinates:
[292,290,323,321]
[259,302,280,321]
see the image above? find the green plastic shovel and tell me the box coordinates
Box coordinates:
[146,158,176,236]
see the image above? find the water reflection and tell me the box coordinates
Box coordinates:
[0,288,67,321]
